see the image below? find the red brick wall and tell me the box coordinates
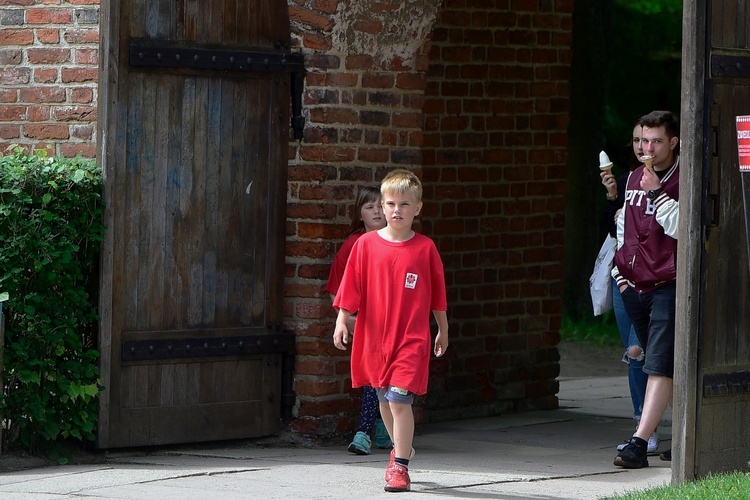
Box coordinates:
[1,0,572,440]
[418,0,572,421]
[0,0,99,158]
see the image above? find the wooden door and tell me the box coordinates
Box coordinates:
[96,0,298,448]
[677,0,750,479]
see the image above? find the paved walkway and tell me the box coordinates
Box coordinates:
[0,372,672,499]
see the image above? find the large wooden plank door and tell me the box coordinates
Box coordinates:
[96,0,295,448]
[678,0,750,478]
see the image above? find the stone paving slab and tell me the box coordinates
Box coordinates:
[0,375,673,499]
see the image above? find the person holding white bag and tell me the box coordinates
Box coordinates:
[599,116,660,456]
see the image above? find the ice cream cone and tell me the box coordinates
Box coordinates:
[599,151,613,173]
[640,155,654,171]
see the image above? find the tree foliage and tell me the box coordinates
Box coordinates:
[603,0,683,173]
[563,0,683,320]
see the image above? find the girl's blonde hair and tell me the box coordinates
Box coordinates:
[380,169,422,202]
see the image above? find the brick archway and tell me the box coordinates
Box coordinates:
[0,0,573,441]
[286,0,572,437]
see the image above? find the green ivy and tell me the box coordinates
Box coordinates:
[0,147,104,458]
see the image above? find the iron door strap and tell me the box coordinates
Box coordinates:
[711,54,750,78]
[122,331,295,361]
[128,43,304,73]
[703,371,750,397]
[128,40,306,140]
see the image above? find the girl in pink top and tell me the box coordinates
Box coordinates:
[326,186,389,455]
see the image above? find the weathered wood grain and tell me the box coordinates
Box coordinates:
[98,0,292,448]
[677,0,750,482]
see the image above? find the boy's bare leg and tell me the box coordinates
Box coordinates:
[633,375,672,442]
[379,401,394,442]
[389,401,414,459]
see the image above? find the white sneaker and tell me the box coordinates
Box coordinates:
[647,432,660,454]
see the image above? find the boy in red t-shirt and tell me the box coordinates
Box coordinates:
[333,169,449,493]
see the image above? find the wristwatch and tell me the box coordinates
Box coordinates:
[647,187,663,200]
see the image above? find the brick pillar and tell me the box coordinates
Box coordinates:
[287,0,440,437]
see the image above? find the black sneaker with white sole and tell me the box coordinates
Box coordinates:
[614,436,649,469]
[616,431,660,455]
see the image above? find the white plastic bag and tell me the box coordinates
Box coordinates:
[589,236,616,316]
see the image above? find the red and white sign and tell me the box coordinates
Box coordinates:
[737,115,750,171]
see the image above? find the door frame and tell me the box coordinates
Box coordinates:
[673,0,706,483]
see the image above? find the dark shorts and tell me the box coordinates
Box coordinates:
[620,282,676,378]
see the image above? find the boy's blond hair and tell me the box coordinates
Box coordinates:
[380,169,423,202]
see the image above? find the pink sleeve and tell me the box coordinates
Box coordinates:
[332,236,364,313]
[325,234,360,295]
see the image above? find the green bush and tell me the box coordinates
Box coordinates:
[0,147,104,459]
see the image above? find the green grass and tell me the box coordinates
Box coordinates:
[560,311,621,347]
[604,471,750,499]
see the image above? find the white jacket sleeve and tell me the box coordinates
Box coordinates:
[611,207,626,286]
[653,193,679,239]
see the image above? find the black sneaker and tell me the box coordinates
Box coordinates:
[614,437,649,469]
[660,449,671,461]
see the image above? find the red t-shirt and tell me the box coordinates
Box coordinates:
[333,231,447,395]
[325,232,363,296]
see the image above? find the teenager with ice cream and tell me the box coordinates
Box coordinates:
[600,117,660,456]
[611,110,680,469]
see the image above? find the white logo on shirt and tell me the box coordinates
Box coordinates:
[625,189,656,215]
[645,198,656,215]
[405,273,418,289]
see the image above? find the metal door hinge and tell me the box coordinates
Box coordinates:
[129,40,306,140]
